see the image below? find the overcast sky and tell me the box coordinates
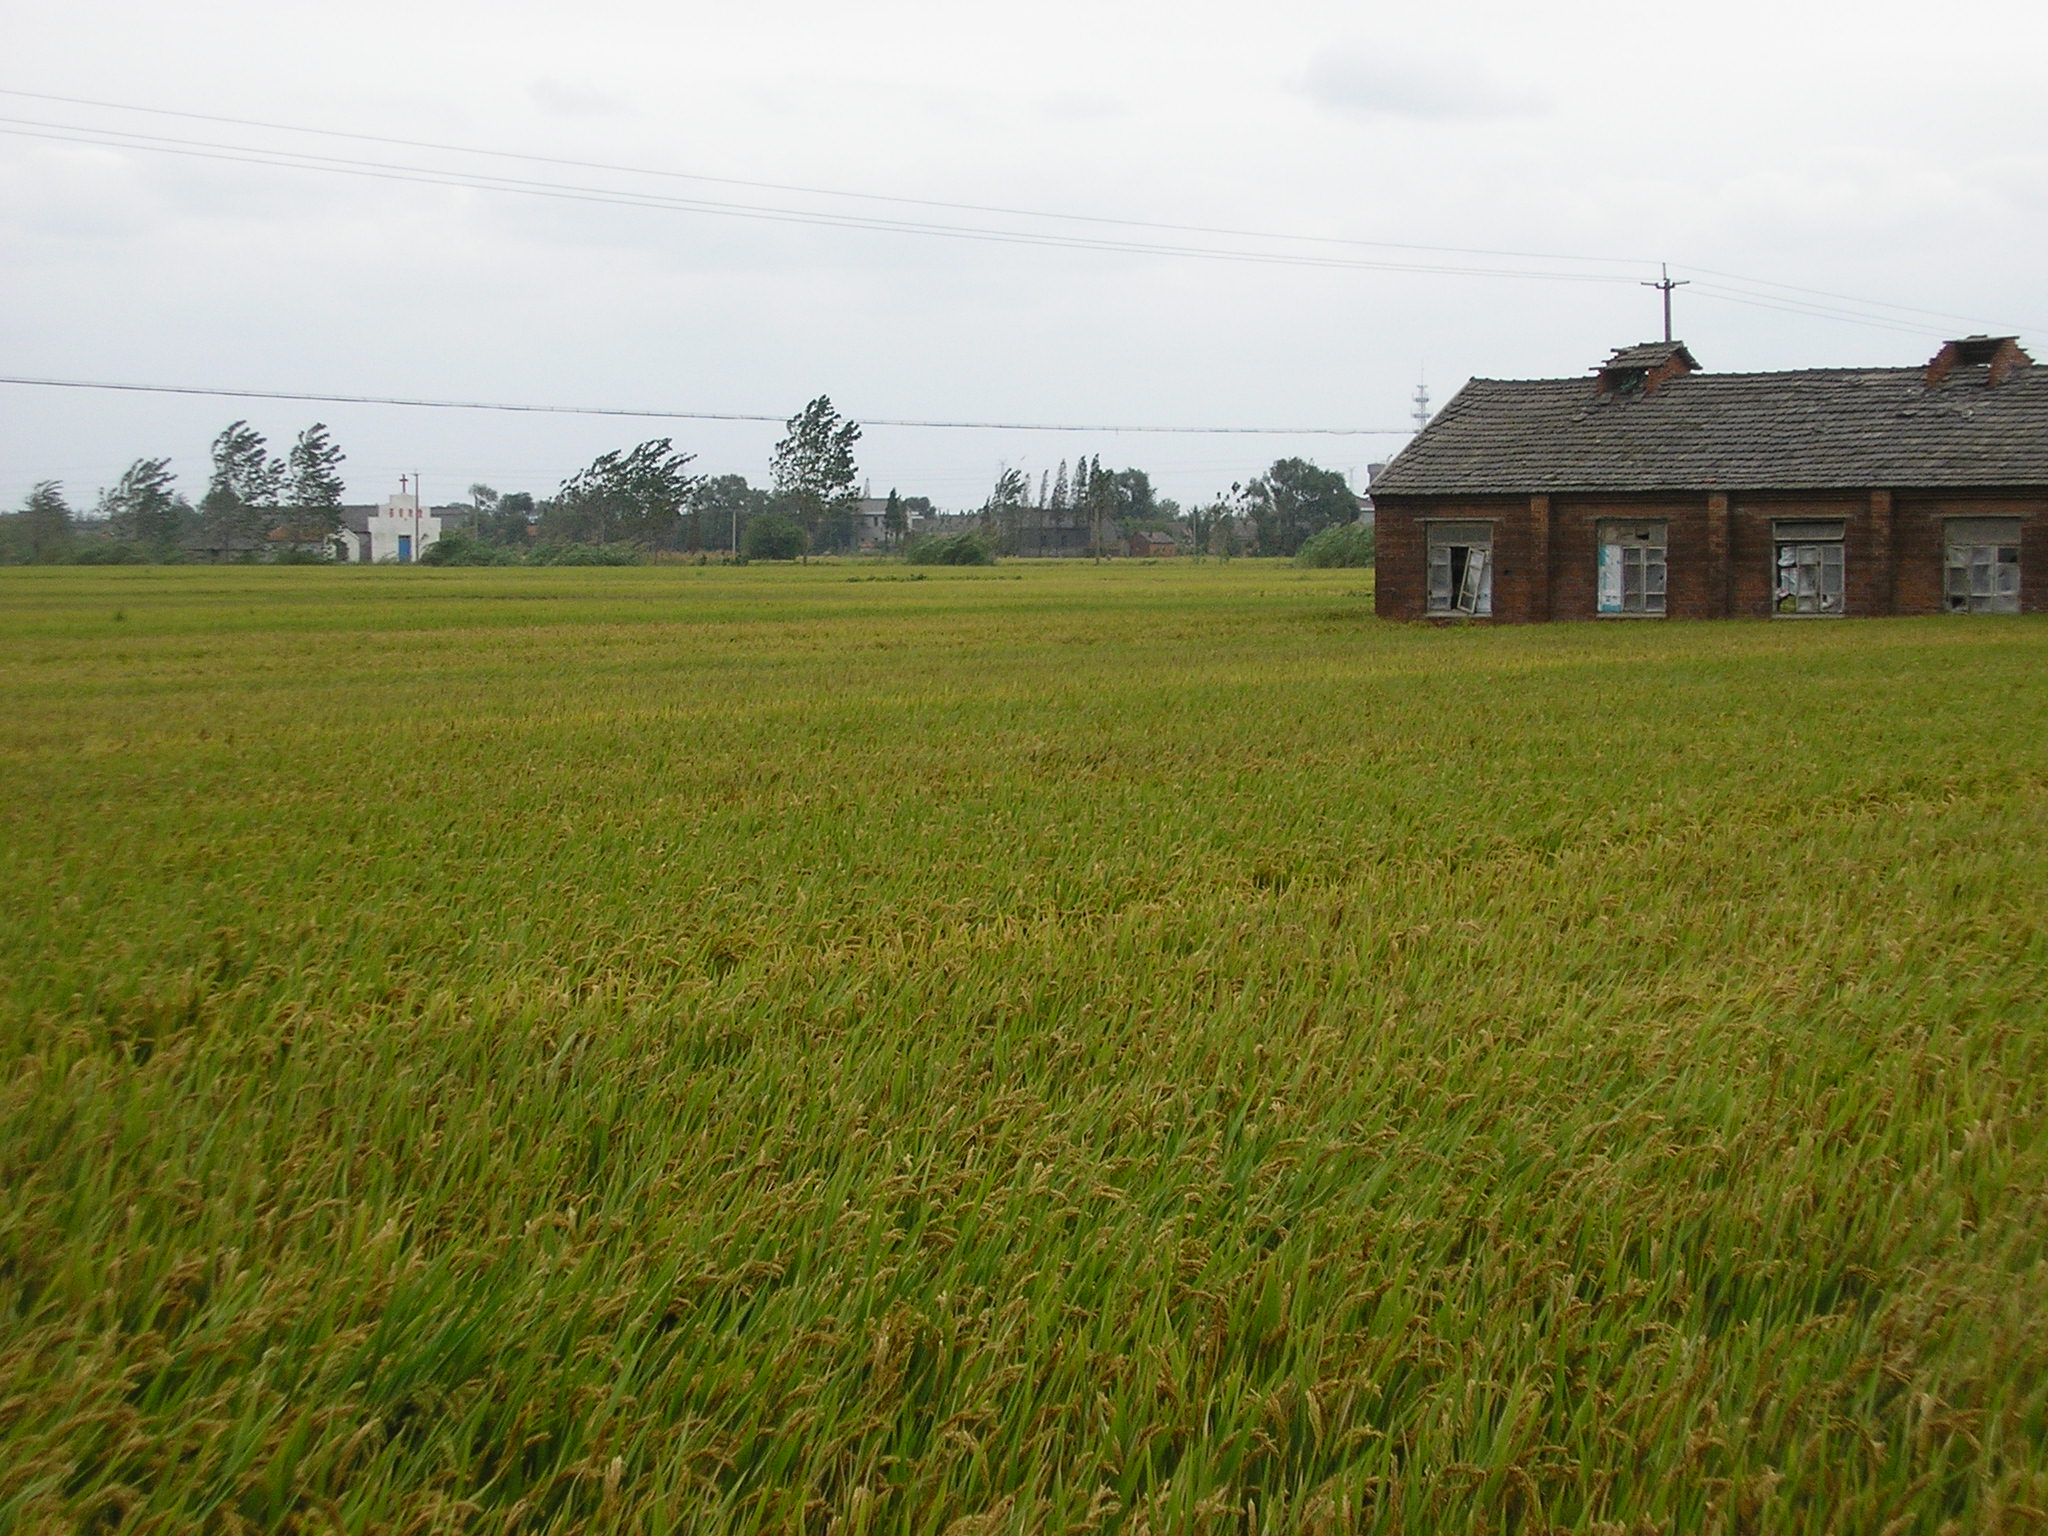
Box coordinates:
[4,0,2045,513]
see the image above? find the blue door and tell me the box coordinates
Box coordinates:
[398,535,412,563]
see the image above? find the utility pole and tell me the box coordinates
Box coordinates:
[1642,262,1690,343]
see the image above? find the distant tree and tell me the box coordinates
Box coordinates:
[742,512,805,561]
[9,481,75,563]
[692,474,771,555]
[201,421,282,559]
[463,482,500,542]
[471,490,536,548]
[982,467,1032,554]
[899,495,935,520]
[770,396,862,558]
[984,467,1029,512]
[1109,467,1157,528]
[905,531,995,566]
[1182,497,1228,561]
[1079,456,1119,560]
[1239,458,1357,557]
[1294,520,1375,567]
[883,488,907,546]
[419,531,515,566]
[283,423,347,545]
[100,457,184,558]
[541,439,701,546]
[1049,459,1070,511]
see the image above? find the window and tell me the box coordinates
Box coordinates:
[1597,520,1668,615]
[1425,521,1493,616]
[1944,518,2022,614]
[1773,520,1845,616]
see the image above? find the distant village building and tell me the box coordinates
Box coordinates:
[909,510,983,543]
[999,506,1093,558]
[1372,337,2045,622]
[334,485,446,563]
[1126,530,1178,558]
[850,496,894,550]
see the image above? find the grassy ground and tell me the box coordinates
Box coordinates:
[2,562,2045,1534]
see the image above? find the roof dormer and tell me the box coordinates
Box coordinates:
[1594,340,1700,397]
[1925,335,2032,388]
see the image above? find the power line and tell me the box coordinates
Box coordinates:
[0,375,1411,435]
[6,87,2035,342]
[1686,284,1952,339]
[0,119,1639,285]
[1681,262,2048,336]
[0,84,1656,271]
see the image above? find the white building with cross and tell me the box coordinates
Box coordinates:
[336,481,445,563]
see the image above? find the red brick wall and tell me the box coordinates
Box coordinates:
[1892,493,2048,615]
[1373,498,1426,620]
[1548,499,1711,620]
[1378,488,2048,621]
[1373,497,1528,621]
[1727,495,1868,617]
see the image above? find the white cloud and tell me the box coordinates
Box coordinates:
[1298,42,1548,121]
[525,78,631,119]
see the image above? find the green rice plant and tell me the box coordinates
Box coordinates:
[0,562,2043,1533]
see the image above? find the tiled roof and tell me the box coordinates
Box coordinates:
[1602,341,1698,371]
[1373,359,2048,496]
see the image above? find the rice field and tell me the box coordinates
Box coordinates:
[2,561,2045,1534]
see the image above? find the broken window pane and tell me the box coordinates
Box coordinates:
[1945,529,2022,614]
[1774,535,1846,616]
[1598,521,1668,615]
[1425,523,1494,616]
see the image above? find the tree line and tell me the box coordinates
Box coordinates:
[979,453,1365,560]
[3,393,1369,565]
[1,421,347,564]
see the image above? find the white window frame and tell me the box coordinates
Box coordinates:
[1944,518,2022,615]
[1596,520,1669,617]
[1425,521,1494,617]
[1773,520,1846,617]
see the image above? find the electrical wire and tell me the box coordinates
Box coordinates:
[0,85,1656,270]
[1686,285,1948,339]
[0,119,1637,284]
[0,375,1410,435]
[1682,263,2048,337]
[6,88,2035,346]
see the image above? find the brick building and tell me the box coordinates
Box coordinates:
[1372,337,2044,622]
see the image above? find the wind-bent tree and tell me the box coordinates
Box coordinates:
[200,421,283,560]
[1078,456,1119,560]
[284,424,347,542]
[982,467,1031,554]
[8,481,74,563]
[770,396,862,558]
[101,458,184,558]
[541,439,701,547]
